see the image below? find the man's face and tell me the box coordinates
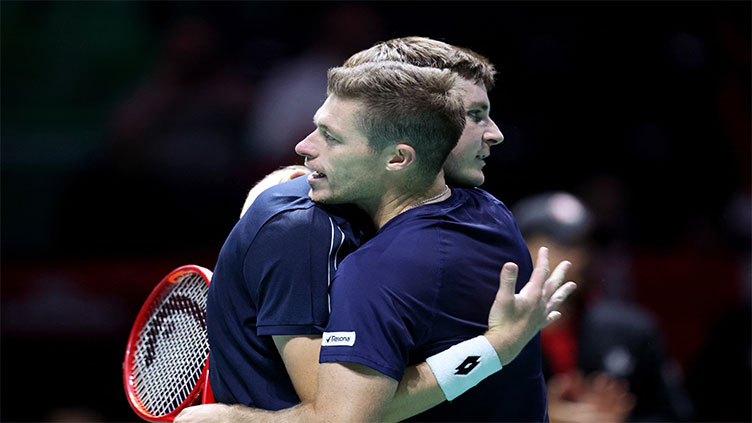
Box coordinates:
[443,78,504,187]
[295,95,386,207]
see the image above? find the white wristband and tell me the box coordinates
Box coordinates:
[425,335,502,401]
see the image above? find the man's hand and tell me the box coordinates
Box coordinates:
[175,403,238,423]
[485,247,576,365]
[240,165,309,218]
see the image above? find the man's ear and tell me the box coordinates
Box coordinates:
[385,143,416,172]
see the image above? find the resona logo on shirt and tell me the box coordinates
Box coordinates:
[322,331,356,346]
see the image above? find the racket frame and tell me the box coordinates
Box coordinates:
[123,264,213,422]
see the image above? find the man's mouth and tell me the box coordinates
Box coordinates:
[311,170,327,179]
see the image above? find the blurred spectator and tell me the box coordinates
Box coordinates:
[512,192,694,422]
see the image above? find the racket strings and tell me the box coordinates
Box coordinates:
[130,273,210,416]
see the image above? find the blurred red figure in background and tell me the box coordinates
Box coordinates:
[512,192,694,422]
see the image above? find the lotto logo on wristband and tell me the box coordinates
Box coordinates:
[455,356,481,375]
[425,336,502,401]
[322,331,356,346]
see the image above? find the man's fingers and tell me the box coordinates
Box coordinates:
[280,167,310,183]
[497,262,519,304]
[544,310,562,326]
[542,280,576,326]
[542,260,571,299]
[527,247,550,293]
[546,281,577,315]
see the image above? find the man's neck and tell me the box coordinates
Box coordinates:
[363,176,451,230]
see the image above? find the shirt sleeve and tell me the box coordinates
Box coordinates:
[245,207,343,336]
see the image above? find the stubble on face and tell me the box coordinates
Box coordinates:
[304,96,384,207]
[443,78,501,188]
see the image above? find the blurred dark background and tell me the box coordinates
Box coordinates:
[1,1,749,422]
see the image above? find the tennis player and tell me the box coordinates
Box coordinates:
[177,58,575,422]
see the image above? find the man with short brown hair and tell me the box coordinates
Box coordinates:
[344,36,503,188]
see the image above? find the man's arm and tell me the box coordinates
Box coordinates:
[273,334,443,422]
[176,362,397,423]
[271,335,321,403]
[176,247,576,423]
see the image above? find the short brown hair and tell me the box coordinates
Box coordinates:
[327,61,465,179]
[344,36,497,90]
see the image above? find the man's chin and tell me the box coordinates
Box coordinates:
[308,190,335,204]
[447,173,484,188]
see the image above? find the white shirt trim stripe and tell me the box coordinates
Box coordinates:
[327,217,346,313]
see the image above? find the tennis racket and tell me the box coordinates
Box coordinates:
[123,265,214,422]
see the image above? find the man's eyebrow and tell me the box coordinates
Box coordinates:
[313,120,332,132]
[312,112,333,131]
[312,110,321,126]
[467,102,489,111]
[312,115,342,139]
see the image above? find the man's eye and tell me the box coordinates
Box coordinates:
[468,111,483,123]
[321,130,338,143]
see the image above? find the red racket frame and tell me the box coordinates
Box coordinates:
[123,264,214,422]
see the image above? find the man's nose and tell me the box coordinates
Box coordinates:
[295,130,318,158]
[484,119,504,146]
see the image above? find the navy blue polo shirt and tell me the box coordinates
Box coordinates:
[206,176,368,410]
[320,187,547,422]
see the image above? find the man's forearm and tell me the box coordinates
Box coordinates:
[177,362,397,423]
[175,402,318,423]
[382,361,445,422]
[227,402,315,423]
